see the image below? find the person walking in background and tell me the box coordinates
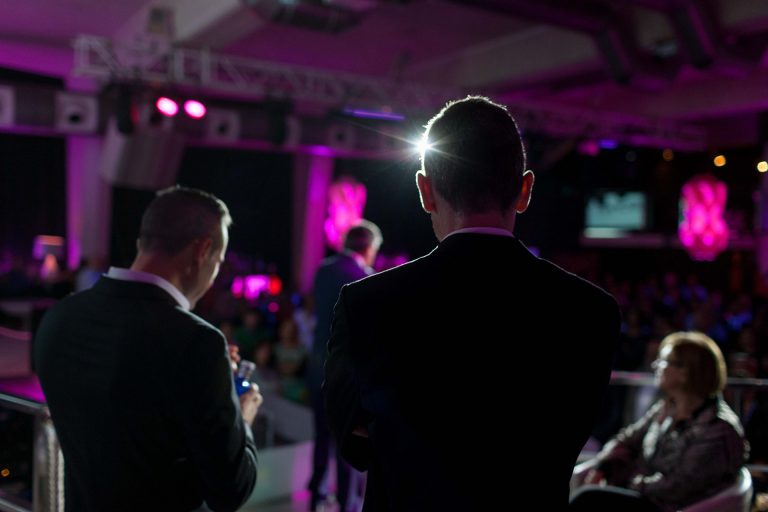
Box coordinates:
[35,186,263,512]
[324,96,620,511]
[308,221,382,512]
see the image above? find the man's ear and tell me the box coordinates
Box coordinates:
[194,237,214,265]
[416,171,437,213]
[515,170,535,214]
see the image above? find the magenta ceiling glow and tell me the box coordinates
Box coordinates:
[184,99,207,119]
[324,177,367,252]
[679,174,728,261]
[156,97,179,117]
[307,145,334,157]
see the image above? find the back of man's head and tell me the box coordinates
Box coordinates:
[138,186,232,255]
[343,220,382,255]
[422,96,526,214]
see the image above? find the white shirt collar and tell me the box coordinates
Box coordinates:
[106,267,190,311]
[443,227,515,240]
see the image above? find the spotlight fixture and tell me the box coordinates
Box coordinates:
[758,161,768,173]
[156,97,179,117]
[184,99,206,119]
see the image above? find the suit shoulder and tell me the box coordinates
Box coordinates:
[536,257,619,312]
[343,252,430,295]
[169,308,223,342]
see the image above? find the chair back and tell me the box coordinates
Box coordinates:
[681,466,753,512]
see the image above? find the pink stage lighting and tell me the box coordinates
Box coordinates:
[184,100,207,119]
[679,174,729,261]
[244,275,269,301]
[268,275,283,296]
[231,276,244,298]
[231,274,281,300]
[324,177,367,252]
[156,97,179,117]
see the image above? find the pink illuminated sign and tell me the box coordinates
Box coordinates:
[679,174,728,261]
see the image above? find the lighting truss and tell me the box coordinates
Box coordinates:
[73,35,460,111]
[72,35,706,150]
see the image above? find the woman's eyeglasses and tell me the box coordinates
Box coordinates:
[652,358,684,370]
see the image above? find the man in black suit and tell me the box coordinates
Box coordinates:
[308,221,381,512]
[324,96,620,511]
[34,187,262,512]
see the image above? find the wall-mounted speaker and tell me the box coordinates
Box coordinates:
[100,119,185,190]
[55,92,98,133]
[206,108,240,141]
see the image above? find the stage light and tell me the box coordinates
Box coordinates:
[184,100,206,119]
[713,154,726,167]
[758,161,768,173]
[416,136,432,155]
[679,175,728,261]
[156,97,178,117]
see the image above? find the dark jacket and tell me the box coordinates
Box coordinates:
[597,397,747,511]
[324,233,620,511]
[308,251,370,392]
[34,277,258,512]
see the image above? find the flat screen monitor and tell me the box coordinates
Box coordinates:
[585,191,646,231]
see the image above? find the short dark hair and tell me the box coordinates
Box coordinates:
[660,331,727,398]
[138,186,232,254]
[343,220,382,254]
[422,96,526,214]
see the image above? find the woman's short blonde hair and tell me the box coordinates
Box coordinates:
[660,331,727,398]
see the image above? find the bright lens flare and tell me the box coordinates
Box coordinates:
[416,137,432,155]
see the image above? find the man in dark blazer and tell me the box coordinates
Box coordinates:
[34,187,262,512]
[324,96,621,511]
[308,221,382,511]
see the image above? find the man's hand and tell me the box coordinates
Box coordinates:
[584,468,606,486]
[228,344,240,372]
[239,384,263,425]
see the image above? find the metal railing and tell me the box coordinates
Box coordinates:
[578,371,768,474]
[0,393,63,512]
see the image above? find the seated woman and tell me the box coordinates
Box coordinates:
[571,331,747,512]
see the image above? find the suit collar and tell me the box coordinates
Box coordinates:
[443,227,515,239]
[92,276,182,308]
[106,267,190,310]
[433,232,535,260]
